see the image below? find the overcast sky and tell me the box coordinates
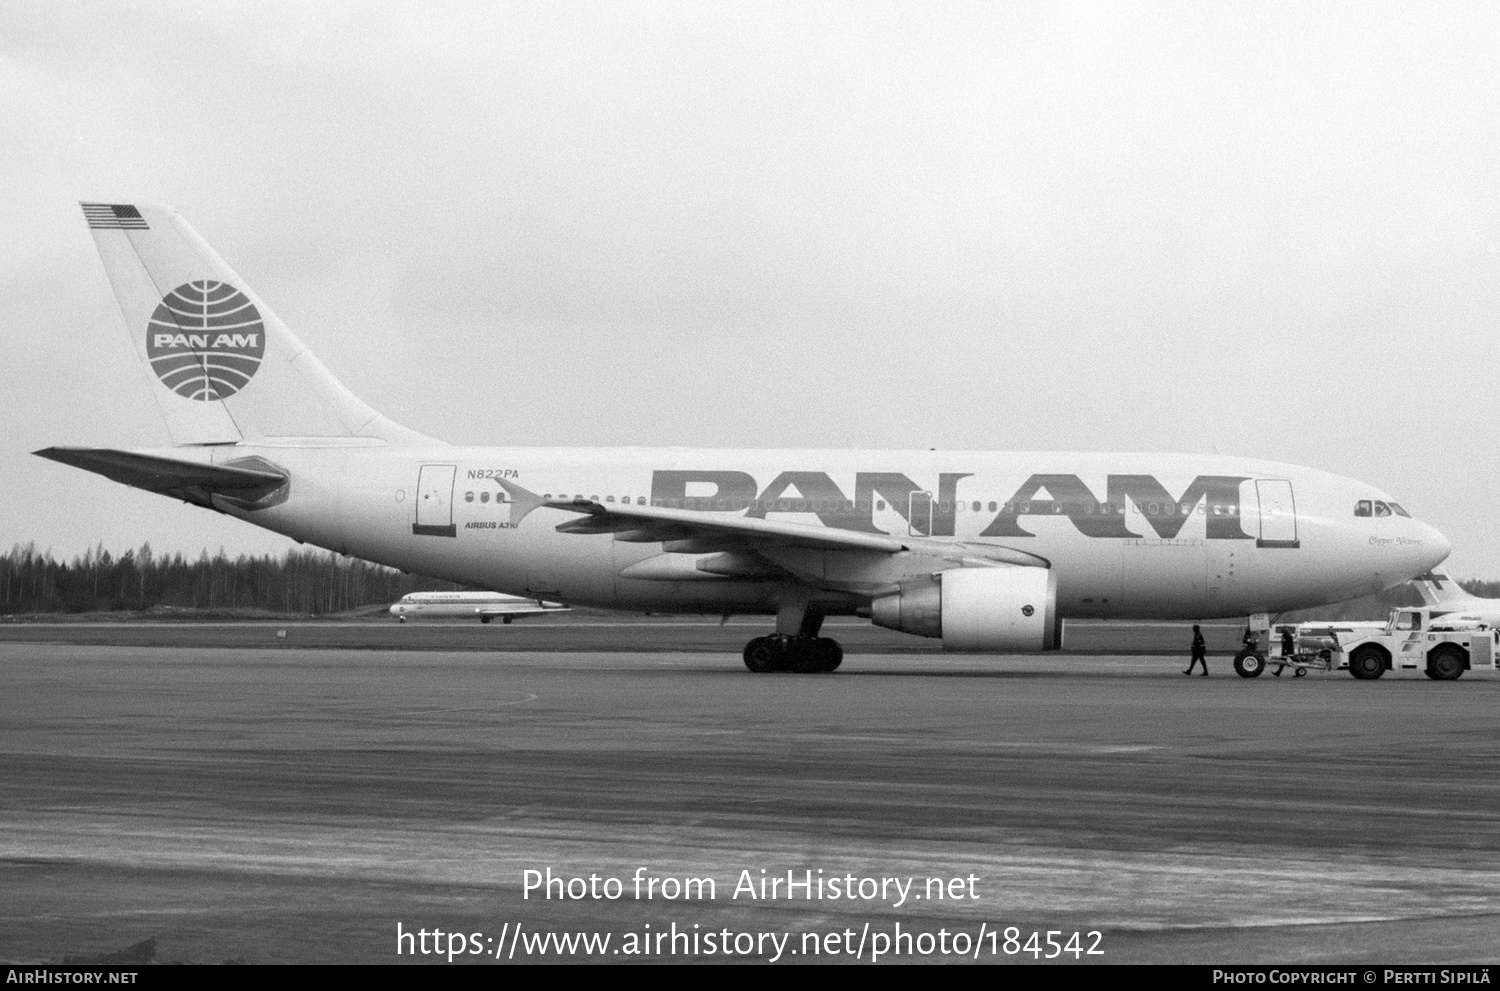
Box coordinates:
[3,1,1498,577]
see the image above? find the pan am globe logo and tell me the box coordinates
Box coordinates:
[146,280,265,401]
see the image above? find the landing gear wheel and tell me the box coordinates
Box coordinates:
[1347,645,1387,680]
[787,639,823,674]
[1426,644,1466,681]
[481,616,492,624]
[1233,650,1266,678]
[743,636,784,673]
[786,637,843,673]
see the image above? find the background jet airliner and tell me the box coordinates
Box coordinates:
[36,203,1452,672]
[389,591,568,623]
[1413,572,1500,630]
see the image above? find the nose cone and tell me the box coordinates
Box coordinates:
[1420,522,1453,572]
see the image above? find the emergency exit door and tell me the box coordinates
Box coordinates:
[1255,479,1299,549]
[413,464,457,537]
[907,491,933,537]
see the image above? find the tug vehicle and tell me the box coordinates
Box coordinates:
[1232,609,1497,680]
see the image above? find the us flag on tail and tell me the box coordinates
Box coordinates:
[82,203,150,230]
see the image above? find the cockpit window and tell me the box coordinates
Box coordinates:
[1389,502,1410,517]
[1374,500,1392,517]
[1354,500,1372,517]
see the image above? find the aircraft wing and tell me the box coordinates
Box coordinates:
[498,480,905,554]
[495,480,1047,567]
[34,447,287,505]
[554,500,907,553]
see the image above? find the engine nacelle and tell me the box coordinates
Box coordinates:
[870,567,1060,651]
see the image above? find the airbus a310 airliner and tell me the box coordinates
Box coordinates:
[37,203,1451,673]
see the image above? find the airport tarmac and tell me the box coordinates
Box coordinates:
[2,622,1498,965]
[0,614,1256,654]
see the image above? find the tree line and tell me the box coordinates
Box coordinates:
[0,542,462,616]
[3,541,1497,619]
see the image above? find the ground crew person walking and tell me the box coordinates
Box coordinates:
[1273,627,1306,678]
[1185,624,1208,676]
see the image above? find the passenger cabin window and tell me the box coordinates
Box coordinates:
[464,491,474,502]
[480,491,490,503]
[1354,500,1372,517]
[636,497,646,505]
[1389,502,1410,517]
[606,495,615,503]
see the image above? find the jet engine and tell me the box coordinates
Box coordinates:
[870,566,1060,651]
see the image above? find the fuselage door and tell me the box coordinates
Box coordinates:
[413,464,457,537]
[907,490,933,537]
[1255,479,1299,549]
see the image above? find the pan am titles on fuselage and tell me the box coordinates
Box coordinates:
[37,201,1452,673]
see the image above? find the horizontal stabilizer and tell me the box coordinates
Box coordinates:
[34,447,287,507]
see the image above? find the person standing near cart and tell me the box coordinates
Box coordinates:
[1274,627,1295,677]
[1185,625,1208,676]
[1274,627,1306,677]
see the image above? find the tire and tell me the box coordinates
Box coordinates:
[1426,644,1467,681]
[743,636,782,673]
[1233,650,1265,678]
[480,616,491,624]
[1347,645,1387,680]
[816,638,843,672]
[788,640,822,674]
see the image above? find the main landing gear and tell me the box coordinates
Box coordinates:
[742,599,844,673]
[742,635,843,674]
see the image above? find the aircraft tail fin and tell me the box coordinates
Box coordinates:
[80,202,435,447]
[1413,571,1467,606]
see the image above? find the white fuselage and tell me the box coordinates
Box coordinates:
[1428,602,1500,630]
[196,446,1447,621]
